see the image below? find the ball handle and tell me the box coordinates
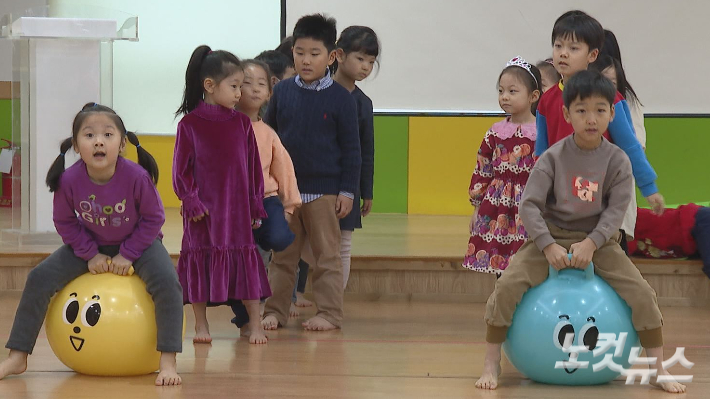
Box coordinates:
[548,254,594,280]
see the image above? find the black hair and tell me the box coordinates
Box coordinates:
[242,59,273,119]
[333,25,381,73]
[562,70,616,109]
[596,30,642,105]
[590,54,642,106]
[498,63,543,115]
[255,50,292,80]
[274,36,294,65]
[536,59,561,88]
[551,10,604,52]
[601,30,623,68]
[337,26,380,57]
[46,103,159,192]
[242,59,273,93]
[175,45,242,116]
[292,14,337,52]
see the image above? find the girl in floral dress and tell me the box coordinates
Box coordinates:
[463,57,542,276]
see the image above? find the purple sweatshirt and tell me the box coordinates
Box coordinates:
[53,157,165,262]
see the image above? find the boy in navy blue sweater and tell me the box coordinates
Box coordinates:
[262,14,361,331]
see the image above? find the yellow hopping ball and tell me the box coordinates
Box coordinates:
[46,267,163,376]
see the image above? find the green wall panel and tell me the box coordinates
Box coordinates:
[371,115,408,213]
[0,99,11,198]
[0,99,11,143]
[639,118,710,207]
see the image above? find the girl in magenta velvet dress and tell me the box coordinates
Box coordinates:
[463,57,542,276]
[173,45,270,344]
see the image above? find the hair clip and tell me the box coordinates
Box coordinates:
[507,56,538,86]
[136,144,141,148]
[59,152,66,157]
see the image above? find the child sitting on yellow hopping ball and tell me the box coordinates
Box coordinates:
[0,103,183,386]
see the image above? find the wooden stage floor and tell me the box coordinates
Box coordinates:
[1,208,709,397]
[0,207,473,258]
[0,293,708,399]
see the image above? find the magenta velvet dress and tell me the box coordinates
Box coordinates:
[173,101,270,304]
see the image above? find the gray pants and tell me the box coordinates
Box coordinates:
[5,239,183,354]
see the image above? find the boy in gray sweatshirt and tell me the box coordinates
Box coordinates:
[475,70,686,394]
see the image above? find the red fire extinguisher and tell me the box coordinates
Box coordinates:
[0,138,20,208]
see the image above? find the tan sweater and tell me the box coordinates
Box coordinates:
[252,120,301,214]
[520,135,633,251]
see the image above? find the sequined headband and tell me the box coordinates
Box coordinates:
[506,56,538,86]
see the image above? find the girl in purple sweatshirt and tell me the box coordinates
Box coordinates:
[0,103,183,386]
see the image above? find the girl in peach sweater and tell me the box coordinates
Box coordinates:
[229,59,301,340]
[242,59,301,250]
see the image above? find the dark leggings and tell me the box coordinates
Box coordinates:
[6,240,183,354]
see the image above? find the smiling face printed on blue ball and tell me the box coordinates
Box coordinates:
[552,314,599,374]
[504,268,640,385]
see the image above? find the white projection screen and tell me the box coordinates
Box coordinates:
[50,0,282,134]
[287,0,710,114]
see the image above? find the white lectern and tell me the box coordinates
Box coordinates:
[0,7,137,244]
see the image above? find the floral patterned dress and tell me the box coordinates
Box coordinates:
[463,118,537,275]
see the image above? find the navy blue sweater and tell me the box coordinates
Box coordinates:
[264,78,361,195]
[340,86,375,231]
[353,86,374,200]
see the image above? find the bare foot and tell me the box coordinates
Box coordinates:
[239,321,269,344]
[193,323,212,344]
[294,292,313,307]
[651,368,687,393]
[261,315,280,330]
[289,303,300,318]
[475,363,502,390]
[646,346,687,393]
[302,316,338,331]
[475,343,502,390]
[155,352,181,386]
[0,350,28,380]
[259,302,265,317]
[246,321,268,344]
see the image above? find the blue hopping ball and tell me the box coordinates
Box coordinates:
[502,258,640,385]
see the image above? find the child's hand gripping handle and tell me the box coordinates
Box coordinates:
[548,254,594,280]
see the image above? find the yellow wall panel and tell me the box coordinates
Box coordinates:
[408,116,501,215]
[125,135,179,208]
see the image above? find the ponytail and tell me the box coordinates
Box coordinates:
[176,45,212,116]
[126,131,159,185]
[46,137,73,192]
[175,45,243,116]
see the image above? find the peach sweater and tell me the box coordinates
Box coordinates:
[252,120,301,214]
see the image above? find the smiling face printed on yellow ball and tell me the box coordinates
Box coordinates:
[59,291,102,352]
[46,272,160,376]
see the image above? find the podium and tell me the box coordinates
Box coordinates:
[0,6,137,243]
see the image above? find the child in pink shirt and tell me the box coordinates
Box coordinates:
[242,59,301,251]
[229,59,301,337]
